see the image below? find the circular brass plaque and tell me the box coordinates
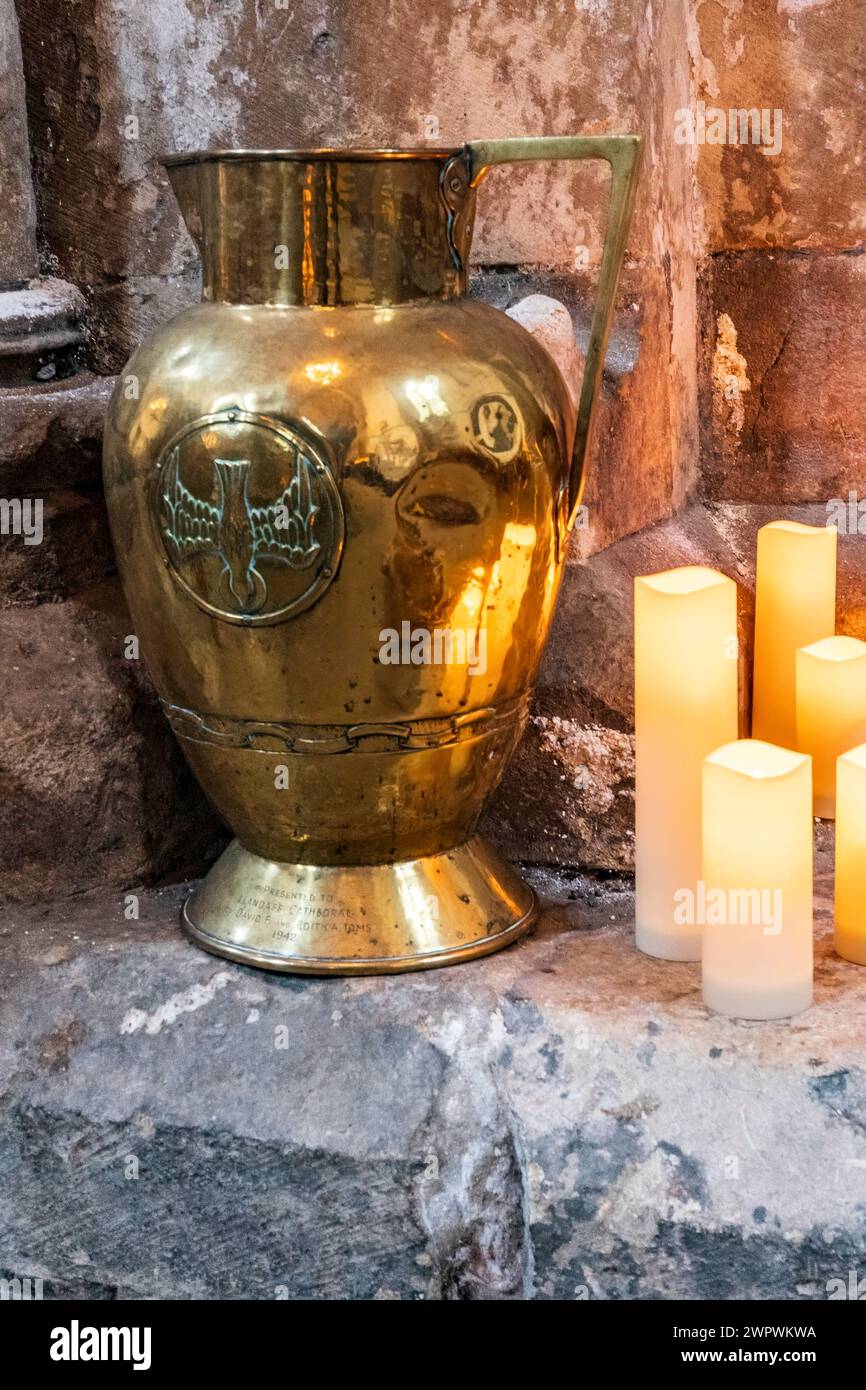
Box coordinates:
[153,409,344,626]
[470,393,522,464]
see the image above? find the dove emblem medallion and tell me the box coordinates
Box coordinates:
[154,410,344,625]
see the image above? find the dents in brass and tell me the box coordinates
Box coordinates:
[363,387,523,498]
[154,409,344,626]
[365,422,421,483]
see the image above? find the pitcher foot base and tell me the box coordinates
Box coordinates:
[182,835,536,975]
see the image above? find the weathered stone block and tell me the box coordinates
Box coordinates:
[0,373,114,492]
[700,252,866,502]
[486,716,635,872]
[0,0,37,284]
[0,372,119,604]
[693,0,866,253]
[0,581,225,903]
[0,278,86,384]
[0,488,115,606]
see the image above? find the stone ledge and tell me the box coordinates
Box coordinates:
[0,278,85,354]
[2,830,864,1301]
[0,371,114,491]
[0,278,87,385]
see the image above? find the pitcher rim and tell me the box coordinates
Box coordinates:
[162,146,463,169]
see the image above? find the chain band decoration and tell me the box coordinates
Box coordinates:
[162,694,529,756]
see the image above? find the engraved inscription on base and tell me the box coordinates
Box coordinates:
[231,882,373,943]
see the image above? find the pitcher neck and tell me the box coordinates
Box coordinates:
[164,149,477,308]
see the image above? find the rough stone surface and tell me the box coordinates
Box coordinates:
[0,581,226,904]
[700,252,866,502]
[691,0,866,253]
[0,0,37,283]
[0,372,118,603]
[487,717,635,873]
[1,833,864,1301]
[0,372,114,492]
[0,488,115,606]
[690,0,866,505]
[0,278,85,354]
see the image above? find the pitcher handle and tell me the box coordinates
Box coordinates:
[457,136,642,532]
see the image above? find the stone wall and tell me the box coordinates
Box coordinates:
[2,0,864,900]
[696,0,866,502]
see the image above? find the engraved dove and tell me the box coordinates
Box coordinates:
[160,449,321,614]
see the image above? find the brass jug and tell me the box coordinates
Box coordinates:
[103,137,641,974]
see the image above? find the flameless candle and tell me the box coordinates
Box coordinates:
[701,739,812,1019]
[835,744,866,965]
[752,520,836,747]
[635,566,738,961]
[796,636,866,817]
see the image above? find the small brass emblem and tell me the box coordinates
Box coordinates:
[471,394,521,463]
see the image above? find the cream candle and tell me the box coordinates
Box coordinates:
[702,739,812,1019]
[796,636,866,817]
[635,566,738,961]
[834,744,866,965]
[752,520,836,748]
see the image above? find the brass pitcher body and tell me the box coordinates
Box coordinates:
[103,139,641,973]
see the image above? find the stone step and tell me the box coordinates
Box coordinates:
[1,832,863,1300]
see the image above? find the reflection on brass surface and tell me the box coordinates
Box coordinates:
[104,136,641,973]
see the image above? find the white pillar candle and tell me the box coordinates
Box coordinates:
[752,520,836,747]
[702,739,813,1020]
[796,636,866,817]
[635,566,738,961]
[835,743,866,965]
